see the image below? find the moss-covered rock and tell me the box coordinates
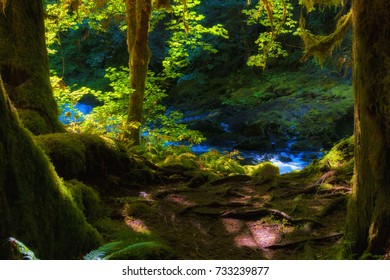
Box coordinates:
[34,133,152,188]
[302,136,354,175]
[0,78,102,259]
[160,153,200,171]
[249,162,280,177]
[65,180,102,223]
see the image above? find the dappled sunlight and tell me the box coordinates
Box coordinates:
[222,218,245,234]
[246,222,282,248]
[124,216,151,235]
[165,194,195,207]
[233,222,282,249]
[234,233,259,248]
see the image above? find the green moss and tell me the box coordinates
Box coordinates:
[247,162,280,177]
[1,80,102,259]
[35,133,87,179]
[161,153,200,170]
[35,133,142,181]
[17,109,55,135]
[0,0,64,134]
[65,180,102,223]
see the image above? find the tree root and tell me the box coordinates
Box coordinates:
[315,196,347,218]
[153,187,190,198]
[220,207,324,226]
[265,233,343,250]
[209,175,252,186]
[178,201,252,215]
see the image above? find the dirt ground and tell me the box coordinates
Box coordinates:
[109,169,350,260]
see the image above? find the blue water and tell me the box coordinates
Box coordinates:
[188,143,321,174]
[59,105,321,173]
[59,103,93,124]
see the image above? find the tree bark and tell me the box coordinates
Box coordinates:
[0,0,63,134]
[345,0,390,257]
[0,75,101,259]
[125,0,152,145]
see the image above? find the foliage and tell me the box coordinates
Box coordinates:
[84,240,173,260]
[161,0,229,79]
[45,1,81,56]
[1,237,39,260]
[299,0,344,12]
[199,149,246,175]
[243,0,298,68]
[80,67,204,144]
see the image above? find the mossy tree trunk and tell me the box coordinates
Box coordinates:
[0,0,63,135]
[345,0,390,258]
[0,76,101,259]
[125,0,152,145]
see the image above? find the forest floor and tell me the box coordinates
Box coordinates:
[101,164,351,260]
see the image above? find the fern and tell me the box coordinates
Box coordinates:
[2,237,39,260]
[84,241,166,260]
[84,241,125,260]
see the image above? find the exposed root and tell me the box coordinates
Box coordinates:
[220,207,324,227]
[209,175,252,186]
[315,196,347,218]
[265,233,344,250]
[179,201,252,215]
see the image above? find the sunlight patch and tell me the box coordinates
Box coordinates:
[222,218,245,234]
[247,222,282,248]
[165,194,195,206]
[124,217,150,234]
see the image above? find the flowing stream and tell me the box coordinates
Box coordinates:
[187,143,322,174]
[60,104,323,174]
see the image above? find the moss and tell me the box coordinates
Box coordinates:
[315,136,354,171]
[35,133,142,181]
[35,133,87,179]
[0,79,102,259]
[18,109,55,135]
[0,0,64,134]
[300,11,352,64]
[301,0,344,12]
[161,153,200,170]
[65,180,102,223]
[248,162,280,177]
[126,201,154,217]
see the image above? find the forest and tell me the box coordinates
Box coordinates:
[0,0,389,260]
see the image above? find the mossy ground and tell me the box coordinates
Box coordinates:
[33,131,354,259]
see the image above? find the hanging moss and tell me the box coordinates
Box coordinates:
[301,0,344,12]
[300,10,352,64]
[0,77,101,259]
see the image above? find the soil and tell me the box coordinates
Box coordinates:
[106,169,350,260]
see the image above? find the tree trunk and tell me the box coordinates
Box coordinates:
[125,0,152,145]
[345,0,390,258]
[0,75,101,259]
[0,0,63,135]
